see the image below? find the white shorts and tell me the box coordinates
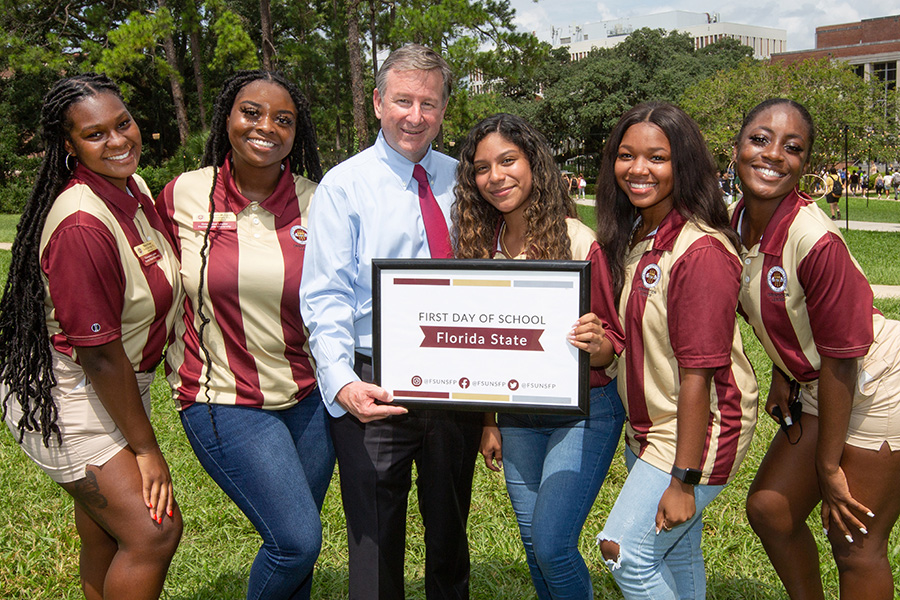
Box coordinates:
[799,319,900,451]
[3,349,154,483]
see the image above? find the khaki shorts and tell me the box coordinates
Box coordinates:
[799,319,900,451]
[3,349,154,483]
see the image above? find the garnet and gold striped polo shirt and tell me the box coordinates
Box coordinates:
[731,190,881,383]
[618,210,758,486]
[40,165,180,372]
[156,158,317,410]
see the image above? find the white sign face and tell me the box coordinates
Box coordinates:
[373,259,589,414]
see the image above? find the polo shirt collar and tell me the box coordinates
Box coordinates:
[374,129,437,188]
[70,163,143,219]
[219,152,294,217]
[732,189,809,257]
[648,208,689,252]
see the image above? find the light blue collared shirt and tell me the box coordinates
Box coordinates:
[300,130,458,416]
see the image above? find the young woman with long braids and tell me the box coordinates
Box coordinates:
[594,102,758,600]
[155,70,331,600]
[453,113,625,599]
[734,99,900,600]
[0,74,182,599]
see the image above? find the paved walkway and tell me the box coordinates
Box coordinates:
[576,199,900,298]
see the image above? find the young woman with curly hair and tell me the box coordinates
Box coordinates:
[154,70,330,600]
[453,113,625,599]
[0,73,182,599]
[594,102,758,600]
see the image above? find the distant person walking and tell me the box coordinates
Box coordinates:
[875,173,885,198]
[826,167,841,220]
[577,173,586,199]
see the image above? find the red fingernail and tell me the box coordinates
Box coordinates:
[168,510,173,517]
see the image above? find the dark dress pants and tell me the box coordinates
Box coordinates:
[330,407,482,600]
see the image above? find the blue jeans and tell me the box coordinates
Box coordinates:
[498,381,625,599]
[180,390,335,600]
[597,447,724,600]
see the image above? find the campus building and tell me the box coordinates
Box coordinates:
[771,14,899,96]
[536,11,787,61]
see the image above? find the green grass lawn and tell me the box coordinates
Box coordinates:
[814,195,900,224]
[0,214,20,244]
[4,305,900,598]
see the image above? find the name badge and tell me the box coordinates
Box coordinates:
[193,212,238,231]
[133,240,162,266]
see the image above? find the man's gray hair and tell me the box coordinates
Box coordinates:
[375,44,453,104]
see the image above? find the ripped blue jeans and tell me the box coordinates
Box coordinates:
[596,447,724,600]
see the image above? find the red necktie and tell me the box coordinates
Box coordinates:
[413,164,453,258]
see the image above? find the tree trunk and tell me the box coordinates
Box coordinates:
[346,0,368,149]
[187,2,207,130]
[370,0,378,78]
[259,0,275,70]
[158,0,189,145]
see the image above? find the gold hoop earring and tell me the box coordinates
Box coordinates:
[800,173,827,201]
[65,154,77,172]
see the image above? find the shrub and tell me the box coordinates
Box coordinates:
[0,177,33,214]
[137,131,208,194]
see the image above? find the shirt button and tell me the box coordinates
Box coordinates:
[250,203,258,212]
[744,258,751,265]
[744,276,750,283]
[252,217,260,225]
[254,233,261,238]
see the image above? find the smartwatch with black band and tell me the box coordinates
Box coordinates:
[670,465,702,485]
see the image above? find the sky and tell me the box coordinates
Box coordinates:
[507,0,899,51]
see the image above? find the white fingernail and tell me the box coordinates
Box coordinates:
[784,415,793,426]
[823,527,828,536]
[845,534,854,543]
[867,511,875,517]
[860,527,868,535]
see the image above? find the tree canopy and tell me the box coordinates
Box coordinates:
[0,0,546,180]
[681,57,900,170]
[498,29,756,164]
[1,5,897,200]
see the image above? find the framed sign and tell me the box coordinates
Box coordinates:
[372,258,590,415]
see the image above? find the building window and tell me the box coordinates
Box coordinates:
[873,62,897,90]
[853,64,865,78]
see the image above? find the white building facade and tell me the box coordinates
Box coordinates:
[539,11,786,61]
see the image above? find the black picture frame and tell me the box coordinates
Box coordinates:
[372,258,591,415]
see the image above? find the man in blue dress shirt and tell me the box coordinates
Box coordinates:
[300,44,482,600]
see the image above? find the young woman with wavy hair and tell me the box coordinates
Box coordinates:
[453,113,625,599]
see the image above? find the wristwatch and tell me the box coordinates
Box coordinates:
[670,466,702,485]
